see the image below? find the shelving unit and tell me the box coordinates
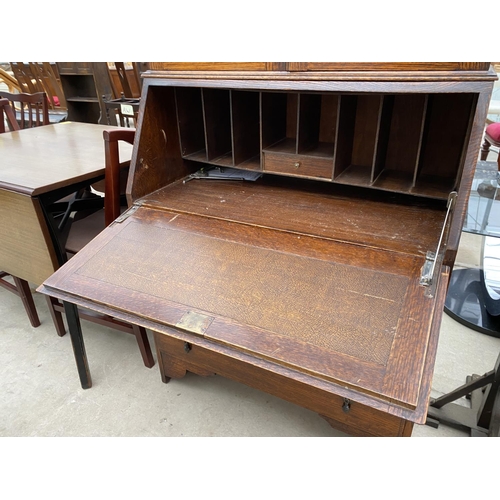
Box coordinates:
[172,87,476,200]
[56,63,113,124]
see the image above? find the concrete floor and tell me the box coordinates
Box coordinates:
[1,229,500,438]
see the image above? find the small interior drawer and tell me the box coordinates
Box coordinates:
[263,152,333,179]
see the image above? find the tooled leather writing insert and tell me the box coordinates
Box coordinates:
[75,219,411,367]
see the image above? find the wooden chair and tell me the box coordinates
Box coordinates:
[45,128,154,368]
[0,90,49,128]
[480,122,500,170]
[28,62,67,111]
[0,68,22,93]
[0,98,41,327]
[104,93,140,128]
[107,62,142,99]
[9,63,67,122]
[0,97,19,132]
[104,63,142,127]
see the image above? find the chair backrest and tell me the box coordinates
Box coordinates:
[10,62,67,111]
[10,62,39,93]
[104,94,139,128]
[0,97,20,133]
[108,62,142,99]
[0,91,50,129]
[103,128,136,226]
[0,68,22,93]
[28,62,67,110]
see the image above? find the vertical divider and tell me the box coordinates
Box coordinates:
[411,95,429,188]
[334,94,357,179]
[371,95,393,184]
[295,93,302,154]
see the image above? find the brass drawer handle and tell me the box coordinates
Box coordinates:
[294,162,301,169]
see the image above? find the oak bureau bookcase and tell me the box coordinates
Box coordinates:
[40,63,497,436]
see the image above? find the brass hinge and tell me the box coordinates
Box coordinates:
[112,202,142,224]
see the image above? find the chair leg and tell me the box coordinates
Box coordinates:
[132,324,155,368]
[480,138,491,161]
[12,276,40,328]
[45,295,67,337]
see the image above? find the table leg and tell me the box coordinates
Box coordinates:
[63,301,92,389]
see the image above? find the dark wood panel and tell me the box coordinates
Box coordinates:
[417,93,475,185]
[141,176,446,256]
[127,84,196,203]
[155,333,412,436]
[149,62,286,71]
[175,87,206,157]
[287,62,490,72]
[202,88,232,162]
[231,90,260,166]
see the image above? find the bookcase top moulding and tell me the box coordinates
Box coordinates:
[148,62,493,73]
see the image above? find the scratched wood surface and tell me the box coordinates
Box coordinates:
[41,179,445,410]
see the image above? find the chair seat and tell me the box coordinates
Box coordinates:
[485,122,500,144]
[66,206,126,255]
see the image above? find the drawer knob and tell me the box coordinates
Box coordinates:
[184,342,192,353]
[294,162,300,169]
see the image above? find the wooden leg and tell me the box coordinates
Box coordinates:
[132,324,155,368]
[159,352,188,383]
[480,138,491,161]
[12,276,40,328]
[45,296,67,337]
[63,301,92,389]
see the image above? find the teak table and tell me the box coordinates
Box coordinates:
[39,63,497,436]
[0,122,132,375]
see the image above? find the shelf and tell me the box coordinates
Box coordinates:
[411,176,457,199]
[334,165,372,188]
[170,85,477,200]
[299,141,335,158]
[372,170,414,193]
[66,97,100,103]
[263,138,297,155]
[184,150,207,163]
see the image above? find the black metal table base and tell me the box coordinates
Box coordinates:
[444,268,500,338]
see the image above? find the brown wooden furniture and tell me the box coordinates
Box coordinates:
[9,63,68,122]
[55,63,114,124]
[0,122,153,369]
[0,90,49,129]
[107,63,142,99]
[0,97,40,327]
[104,93,139,128]
[0,68,22,93]
[38,63,496,436]
[0,96,19,132]
[104,63,144,127]
[480,122,500,169]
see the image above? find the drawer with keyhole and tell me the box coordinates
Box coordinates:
[263,152,333,179]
